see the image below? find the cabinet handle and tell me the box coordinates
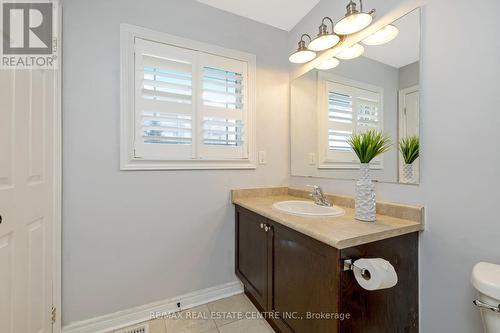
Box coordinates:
[260,223,264,229]
[264,225,269,232]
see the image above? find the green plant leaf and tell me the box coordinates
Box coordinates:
[347,130,392,163]
[399,136,420,164]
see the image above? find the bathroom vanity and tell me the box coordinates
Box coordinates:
[232,187,423,333]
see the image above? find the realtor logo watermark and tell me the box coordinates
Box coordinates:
[1,0,58,69]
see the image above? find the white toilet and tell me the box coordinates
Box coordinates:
[471,262,500,332]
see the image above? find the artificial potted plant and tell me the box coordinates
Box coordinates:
[348,130,392,222]
[399,136,419,184]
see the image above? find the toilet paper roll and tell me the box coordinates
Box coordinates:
[353,258,398,291]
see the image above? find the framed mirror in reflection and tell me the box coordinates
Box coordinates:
[291,8,421,185]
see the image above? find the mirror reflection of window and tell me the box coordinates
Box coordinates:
[319,77,383,169]
[290,8,420,185]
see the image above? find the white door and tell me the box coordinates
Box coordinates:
[398,85,420,182]
[0,67,58,332]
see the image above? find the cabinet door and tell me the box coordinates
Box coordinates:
[235,207,270,311]
[339,232,419,333]
[271,223,340,333]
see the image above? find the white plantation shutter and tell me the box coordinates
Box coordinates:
[128,37,253,165]
[323,80,382,167]
[134,38,196,160]
[357,91,380,130]
[328,91,354,152]
[198,53,248,159]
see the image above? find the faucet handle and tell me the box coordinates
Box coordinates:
[306,184,323,194]
[306,185,318,196]
[306,185,332,206]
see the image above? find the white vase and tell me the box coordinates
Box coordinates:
[355,163,376,222]
[402,163,414,184]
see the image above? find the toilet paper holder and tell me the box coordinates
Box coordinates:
[343,259,371,280]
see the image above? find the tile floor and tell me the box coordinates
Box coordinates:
[113,293,275,333]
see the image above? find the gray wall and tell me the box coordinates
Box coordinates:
[289,0,500,332]
[399,61,419,89]
[62,0,289,325]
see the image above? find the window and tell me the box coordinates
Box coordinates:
[120,25,256,170]
[318,76,383,169]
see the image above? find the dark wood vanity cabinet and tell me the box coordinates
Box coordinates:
[235,207,271,311]
[271,221,340,333]
[235,205,418,333]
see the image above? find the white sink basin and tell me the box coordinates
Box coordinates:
[272,200,345,217]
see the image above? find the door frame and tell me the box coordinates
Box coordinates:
[398,84,420,183]
[52,0,62,331]
[398,85,420,139]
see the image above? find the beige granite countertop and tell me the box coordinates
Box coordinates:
[231,187,424,249]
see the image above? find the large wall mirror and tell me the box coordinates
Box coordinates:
[291,8,421,184]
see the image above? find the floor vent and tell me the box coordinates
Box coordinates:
[115,324,149,333]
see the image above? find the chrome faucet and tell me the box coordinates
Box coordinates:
[308,185,332,207]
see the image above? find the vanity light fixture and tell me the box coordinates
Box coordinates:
[308,17,341,51]
[315,57,340,70]
[289,34,317,64]
[336,43,364,59]
[334,0,375,35]
[362,24,399,45]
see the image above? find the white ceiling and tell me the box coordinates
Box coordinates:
[196,0,320,31]
[362,9,420,68]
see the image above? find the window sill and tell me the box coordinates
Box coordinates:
[120,159,256,171]
[318,162,383,170]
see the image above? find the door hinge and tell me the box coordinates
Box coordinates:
[51,306,56,324]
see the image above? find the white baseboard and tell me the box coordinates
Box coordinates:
[63,281,243,333]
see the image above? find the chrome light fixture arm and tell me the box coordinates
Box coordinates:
[289,34,317,63]
[298,33,312,49]
[347,0,376,17]
[319,16,335,35]
[309,17,342,52]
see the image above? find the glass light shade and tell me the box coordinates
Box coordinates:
[315,57,340,70]
[362,24,399,45]
[309,34,340,51]
[336,43,364,59]
[334,13,373,35]
[289,50,316,64]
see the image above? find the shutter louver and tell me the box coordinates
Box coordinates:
[328,129,352,151]
[328,92,353,124]
[357,99,379,129]
[328,92,353,151]
[202,67,244,111]
[198,54,248,159]
[134,39,196,160]
[141,56,193,145]
[142,112,192,145]
[203,118,244,146]
[202,67,244,147]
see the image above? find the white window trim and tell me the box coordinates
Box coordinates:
[120,24,257,170]
[317,72,384,170]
